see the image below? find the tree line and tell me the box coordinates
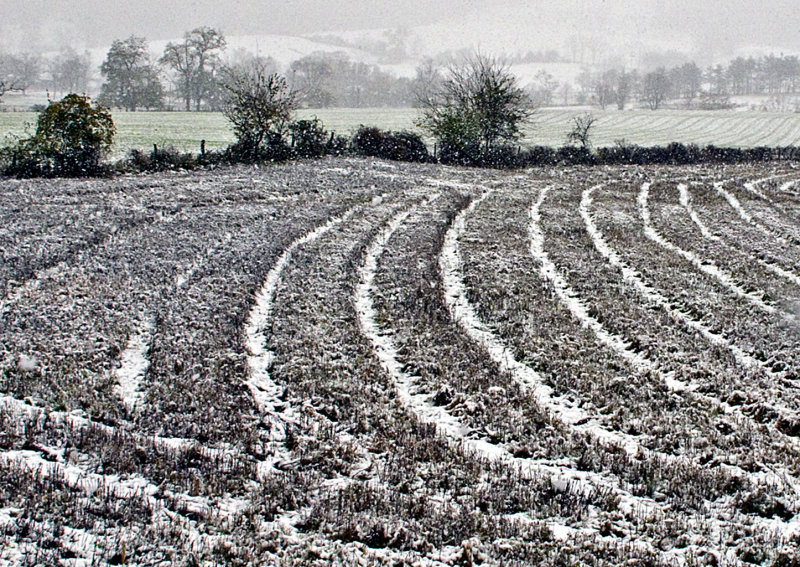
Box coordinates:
[7,52,800,179]
[0,28,424,111]
[5,32,800,113]
[570,54,800,111]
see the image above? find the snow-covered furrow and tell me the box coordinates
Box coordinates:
[718,181,758,224]
[356,196,678,531]
[584,185,760,371]
[251,193,509,564]
[113,317,156,413]
[530,187,656,375]
[0,449,244,552]
[679,183,800,287]
[640,182,776,314]
[358,191,800,559]
[583,184,800,533]
[0,394,239,462]
[724,176,800,242]
[741,173,799,204]
[584,185,800,447]
[443,189,652,454]
[246,207,357,412]
[453,185,800,545]
[743,179,776,202]
[245,206,358,478]
[453,186,800,509]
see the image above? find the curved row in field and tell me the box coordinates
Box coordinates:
[3,159,800,565]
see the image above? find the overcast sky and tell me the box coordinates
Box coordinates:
[1,0,799,60]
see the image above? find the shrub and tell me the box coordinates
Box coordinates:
[351,126,384,156]
[438,141,481,166]
[476,144,521,168]
[351,126,429,162]
[226,134,292,164]
[222,66,297,162]
[123,145,197,172]
[326,134,350,156]
[380,131,429,162]
[3,93,115,177]
[417,53,533,156]
[555,145,596,165]
[289,118,328,158]
[521,145,558,166]
[596,141,640,165]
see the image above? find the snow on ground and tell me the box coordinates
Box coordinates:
[113,317,155,413]
[584,184,760,371]
[355,192,673,528]
[640,182,776,314]
[679,183,800,287]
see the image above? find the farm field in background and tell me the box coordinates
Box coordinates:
[3,157,800,564]
[4,108,800,157]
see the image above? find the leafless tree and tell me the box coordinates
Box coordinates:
[642,68,670,110]
[0,53,40,95]
[0,54,22,102]
[528,69,559,107]
[161,27,226,111]
[615,70,635,110]
[412,58,441,108]
[593,70,617,110]
[566,113,596,150]
[49,49,92,96]
[417,53,533,154]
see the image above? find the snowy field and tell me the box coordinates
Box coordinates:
[4,108,800,158]
[2,157,800,564]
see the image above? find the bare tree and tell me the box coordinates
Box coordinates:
[0,54,22,102]
[642,68,670,110]
[411,58,441,108]
[528,69,559,107]
[161,26,226,111]
[289,53,336,107]
[1,53,40,95]
[49,49,91,95]
[593,70,616,110]
[225,49,278,77]
[417,53,533,156]
[615,69,635,110]
[566,113,596,150]
[222,65,298,158]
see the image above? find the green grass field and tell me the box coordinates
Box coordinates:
[3,107,800,158]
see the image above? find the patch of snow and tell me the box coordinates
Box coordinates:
[640,182,775,314]
[245,208,358,477]
[113,317,155,413]
[584,184,760,371]
[16,354,38,373]
[716,181,762,228]
[679,183,800,287]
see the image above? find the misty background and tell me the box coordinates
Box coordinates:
[2,0,800,114]
[1,0,798,62]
